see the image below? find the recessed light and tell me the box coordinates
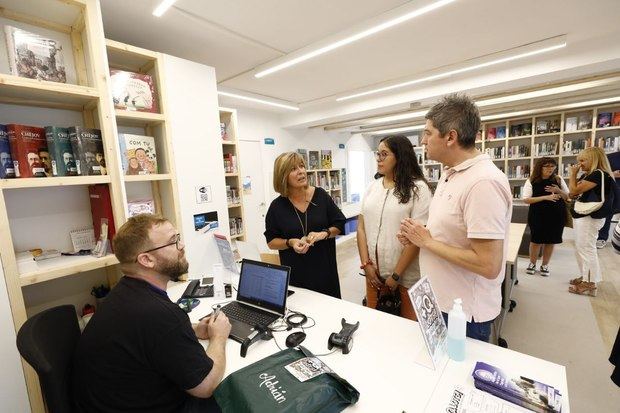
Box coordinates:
[217,91,300,111]
[369,124,425,135]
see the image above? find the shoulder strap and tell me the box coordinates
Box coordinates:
[600,169,605,202]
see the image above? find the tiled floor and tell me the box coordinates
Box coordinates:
[335,230,620,412]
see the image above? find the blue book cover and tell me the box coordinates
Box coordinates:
[472,361,562,412]
[496,126,506,139]
[0,125,16,178]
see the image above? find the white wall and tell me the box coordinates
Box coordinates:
[162,55,229,279]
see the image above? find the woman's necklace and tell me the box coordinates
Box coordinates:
[293,206,308,237]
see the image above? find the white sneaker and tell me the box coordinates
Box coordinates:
[540,265,550,277]
[596,240,607,249]
[526,263,536,274]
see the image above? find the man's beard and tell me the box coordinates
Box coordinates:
[156,256,189,282]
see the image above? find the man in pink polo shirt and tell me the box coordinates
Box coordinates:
[399,94,512,342]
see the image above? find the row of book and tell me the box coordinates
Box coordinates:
[229,217,244,236]
[562,139,590,155]
[297,149,333,170]
[594,111,620,129]
[506,165,531,179]
[486,126,507,140]
[226,186,240,205]
[486,147,506,160]
[596,135,620,153]
[508,145,530,158]
[0,124,106,178]
[510,123,533,137]
[535,119,561,134]
[223,154,238,174]
[565,115,592,132]
[425,167,441,182]
[533,142,558,157]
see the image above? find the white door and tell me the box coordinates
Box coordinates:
[239,139,269,251]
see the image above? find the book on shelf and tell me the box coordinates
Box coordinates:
[220,122,228,140]
[6,124,47,178]
[597,112,612,128]
[223,153,237,174]
[308,150,319,170]
[510,122,532,137]
[69,127,106,176]
[597,136,620,153]
[612,112,620,127]
[110,69,159,113]
[226,185,240,205]
[127,198,155,217]
[4,25,67,83]
[486,127,496,140]
[565,116,577,132]
[548,119,560,133]
[118,133,158,175]
[296,149,309,167]
[536,120,548,134]
[229,217,243,236]
[513,185,522,199]
[89,184,116,249]
[534,142,558,156]
[496,126,506,139]
[577,115,591,130]
[472,361,562,413]
[320,150,332,169]
[0,125,16,179]
[45,126,78,176]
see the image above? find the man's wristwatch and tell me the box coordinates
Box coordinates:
[391,272,400,282]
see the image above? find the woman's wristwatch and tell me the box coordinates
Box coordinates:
[322,228,331,239]
[391,272,400,281]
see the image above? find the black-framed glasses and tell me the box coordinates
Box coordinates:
[374,151,391,161]
[135,233,182,262]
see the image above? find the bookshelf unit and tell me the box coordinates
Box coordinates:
[219,107,245,240]
[0,0,126,410]
[306,168,344,207]
[476,102,620,198]
[105,39,182,233]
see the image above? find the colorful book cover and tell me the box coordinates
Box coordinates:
[472,362,562,413]
[496,126,506,139]
[577,115,591,130]
[612,112,620,127]
[6,124,47,178]
[0,125,16,178]
[118,133,158,175]
[89,184,116,249]
[320,149,332,169]
[487,127,496,140]
[4,25,67,83]
[110,69,159,113]
[69,127,106,176]
[45,126,78,176]
[564,117,577,132]
[296,149,308,168]
[308,150,319,170]
[597,112,612,128]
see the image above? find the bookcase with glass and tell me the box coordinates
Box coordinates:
[219,107,245,240]
[0,0,128,410]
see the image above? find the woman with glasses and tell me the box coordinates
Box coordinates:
[522,157,569,277]
[264,152,346,298]
[357,135,432,320]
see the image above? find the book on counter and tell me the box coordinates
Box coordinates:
[45,126,78,176]
[0,125,16,179]
[472,361,562,413]
[118,133,158,175]
[4,25,67,83]
[6,124,47,178]
[69,127,106,176]
[110,69,159,113]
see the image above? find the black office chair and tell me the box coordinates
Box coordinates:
[16,305,80,413]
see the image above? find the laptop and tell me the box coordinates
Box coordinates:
[220,259,291,342]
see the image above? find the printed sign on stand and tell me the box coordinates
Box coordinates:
[408,276,448,370]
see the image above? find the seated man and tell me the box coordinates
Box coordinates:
[72,214,231,413]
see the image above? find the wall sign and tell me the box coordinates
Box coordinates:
[338,143,345,149]
[264,138,275,145]
[194,211,219,233]
[195,185,212,204]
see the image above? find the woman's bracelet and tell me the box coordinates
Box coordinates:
[360,259,373,270]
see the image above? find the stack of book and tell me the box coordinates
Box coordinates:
[472,361,562,413]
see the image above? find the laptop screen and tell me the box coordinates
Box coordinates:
[237,259,290,315]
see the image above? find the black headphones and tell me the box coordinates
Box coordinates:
[285,312,308,330]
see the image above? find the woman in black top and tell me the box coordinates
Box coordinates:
[264,152,346,298]
[568,147,616,296]
[523,157,569,277]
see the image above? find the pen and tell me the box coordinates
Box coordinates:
[213,305,221,321]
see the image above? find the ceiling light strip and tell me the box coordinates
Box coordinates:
[337,42,566,102]
[153,0,177,17]
[217,91,300,111]
[254,0,455,78]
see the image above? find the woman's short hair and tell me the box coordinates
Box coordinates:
[579,147,614,177]
[273,152,306,197]
[113,214,168,264]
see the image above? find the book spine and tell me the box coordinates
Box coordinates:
[4,26,17,76]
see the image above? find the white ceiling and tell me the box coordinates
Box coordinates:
[101,0,620,124]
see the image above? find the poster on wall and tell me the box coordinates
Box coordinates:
[195,185,212,204]
[243,176,252,194]
[194,211,218,233]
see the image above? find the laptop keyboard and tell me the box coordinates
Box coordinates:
[221,301,277,327]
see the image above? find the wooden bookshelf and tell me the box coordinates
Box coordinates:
[0,175,111,189]
[19,254,119,286]
[220,107,246,240]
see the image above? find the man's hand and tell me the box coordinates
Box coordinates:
[400,219,432,248]
[207,313,231,341]
[193,317,210,340]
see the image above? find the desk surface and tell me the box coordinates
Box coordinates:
[168,281,569,412]
[507,223,527,265]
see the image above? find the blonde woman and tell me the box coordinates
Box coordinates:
[264,152,345,298]
[568,147,616,296]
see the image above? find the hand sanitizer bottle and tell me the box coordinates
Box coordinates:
[447,298,466,361]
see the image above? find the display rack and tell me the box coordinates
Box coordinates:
[219,107,245,240]
[306,168,343,207]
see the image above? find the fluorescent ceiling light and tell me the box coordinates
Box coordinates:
[366,110,428,125]
[370,124,425,135]
[481,96,620,121]
[254,0,455,78]
[337,41,566,102]
[218,91,300,111]
[153,0,177,17]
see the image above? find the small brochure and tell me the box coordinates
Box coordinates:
[408,276,448,369]
[444,384,531,413]
[214,233,239,275]
[285,357,333,382]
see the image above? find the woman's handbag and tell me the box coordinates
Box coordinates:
[214,346,360,413]
[376,288,401,315]
[573,170,606,216]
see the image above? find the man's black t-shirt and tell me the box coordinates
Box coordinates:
[72,276,214,413]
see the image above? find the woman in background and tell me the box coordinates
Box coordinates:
[568,147,615,296]
[264,152,345,298]
[357,135,432,320]
[522,157,569,277]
